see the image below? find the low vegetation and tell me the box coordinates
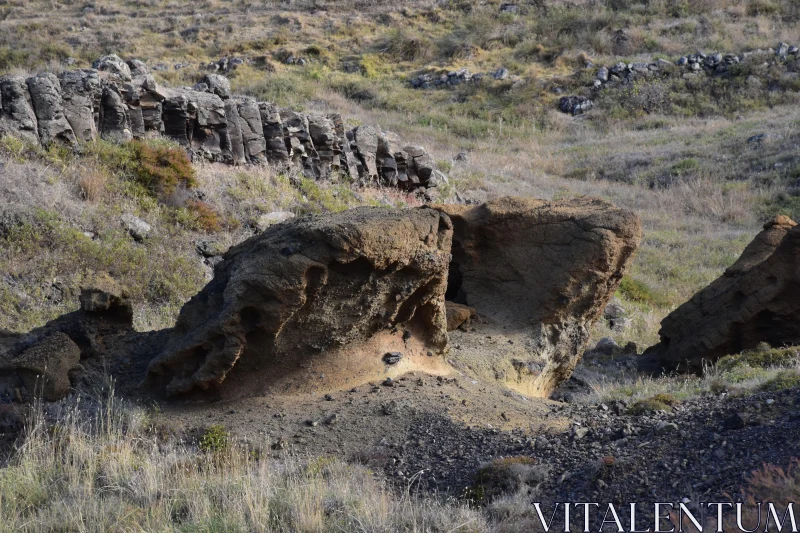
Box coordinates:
[0,393,484,532]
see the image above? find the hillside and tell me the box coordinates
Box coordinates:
[1,1,800,531]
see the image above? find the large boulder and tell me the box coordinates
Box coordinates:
[146,207,453,398]
[436,197,641,397]
[26,73,77,146]
[0,75,39,143]
[639,216,800,374]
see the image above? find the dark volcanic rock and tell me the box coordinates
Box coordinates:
[0,75,39,143]
[26,73,77,146]
[640,215,800,374]
[57,69,101,142]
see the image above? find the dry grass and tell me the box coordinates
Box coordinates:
[0,390,485,532]
[578,346,800,404]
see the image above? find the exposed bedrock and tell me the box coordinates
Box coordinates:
[26,73,77,146]
[639,215,800,374]
[146,206,454,398]
[435,197,642,398]
[0,57,441,191]
[0,75,39,143]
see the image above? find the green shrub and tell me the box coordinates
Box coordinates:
[617,276,666,307]
[199,425,229,453]
[130,141,196,197]
[83,139,196,200]
[760,370,800,392]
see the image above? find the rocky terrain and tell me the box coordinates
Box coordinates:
[0,1,799,531]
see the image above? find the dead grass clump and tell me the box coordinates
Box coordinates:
[626,392,680,415]
[382,28,432,61]
[468,457,547,504]
[75,166,109,202]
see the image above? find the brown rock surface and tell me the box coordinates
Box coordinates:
[446,302,477,331]
[146,206,454,398]
[639,215,800,374]
[436,197,641,398]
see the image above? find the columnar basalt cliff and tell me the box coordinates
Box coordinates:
[639,215,800,374]
[0,55,443,190]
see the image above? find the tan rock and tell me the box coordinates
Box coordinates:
[435,197,641,398]
[146,207,454,397]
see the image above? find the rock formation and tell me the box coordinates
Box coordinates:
[0,57,441,190]
[639,215,800,374]
[146,206,454,398]
[0,278,154,402]
[0,75,39,143]
[436,197,641,397]
[0,197,640,402]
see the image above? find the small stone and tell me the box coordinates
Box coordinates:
[654,421,678,435]
[723,413,746,430]
[120,214,151,242]
[574,427,590,440]
[382,352,403,365]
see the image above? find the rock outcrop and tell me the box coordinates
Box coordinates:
[26,73,77,146]
[1,197,640,402]
[146,207,453,398]
[639,215,800,374]
[0,280,148,402]
[437,197,641,397]
[0,75,39,143]
[0,57,441,190]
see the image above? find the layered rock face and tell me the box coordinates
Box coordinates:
[639,216,800,374]
[146,207,453,398]
[436,197,642,397]
[0,55,440,190]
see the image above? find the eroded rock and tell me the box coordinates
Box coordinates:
[146,207,453,397]
[58,69,101,142]
[436,197,641,397]
[0,75,39,143]
[639,215,800,374]
[26,73,77,146]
